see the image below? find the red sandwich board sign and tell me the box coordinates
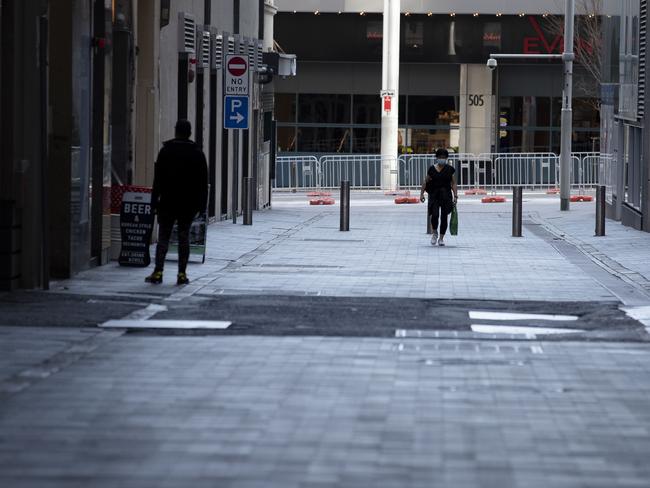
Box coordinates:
[225,55,249,96]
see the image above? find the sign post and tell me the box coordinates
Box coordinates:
[118,192,155,267]
[224,54,250,224]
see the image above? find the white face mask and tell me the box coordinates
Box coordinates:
[436,159,447,166]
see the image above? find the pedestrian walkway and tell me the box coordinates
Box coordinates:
[56,192,650,307]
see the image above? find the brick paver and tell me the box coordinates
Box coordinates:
[53,192,650,305]
[1,332,649,487]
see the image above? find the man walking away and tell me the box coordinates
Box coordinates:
[419,148,458,246]
[145,120,208,285]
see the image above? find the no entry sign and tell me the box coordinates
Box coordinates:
[225,54,249,96]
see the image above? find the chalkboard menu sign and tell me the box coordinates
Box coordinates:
[118,192,154,267]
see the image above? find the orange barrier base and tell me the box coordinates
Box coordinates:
[309,198,335,205]
[384,190,411,196]
[394,196,420,204]
[546,188,560,194]
[570,195,594,202]
[481,196,507,203]
[464,189,488,195]
[307,191,332,197]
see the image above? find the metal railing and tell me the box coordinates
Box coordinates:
[273,152,601,192]
[319,154,383,189]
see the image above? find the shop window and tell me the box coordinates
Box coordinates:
[277,127,297,152]
[297,127,351,153]
[552,98,600,128]
[352,128,381,153]
[275,93,296,123]
[353,95,381,125]
[298,94,351,124]
[408,128,451,154]
[407,96,458,126]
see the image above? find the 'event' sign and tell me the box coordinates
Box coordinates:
[118,192,154,267]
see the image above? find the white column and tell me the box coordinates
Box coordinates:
[560,0,575,210]
[380,0,400,191]
[263,0,277,52]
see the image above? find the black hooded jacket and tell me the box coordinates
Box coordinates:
[151,138,208,218]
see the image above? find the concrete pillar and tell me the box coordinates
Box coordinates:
[459,64,493,155]
[134,0,160,187]
[380,0,400,191]
[263,0,277,51]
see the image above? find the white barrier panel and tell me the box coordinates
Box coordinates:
[319,154,383,189]
[273,156,320,190]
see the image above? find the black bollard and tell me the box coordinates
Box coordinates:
[340,180,350,231]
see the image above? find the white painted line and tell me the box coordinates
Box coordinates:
[469,311,579,322]
[100,320,231,330]
[622,305,650,325]
[621,305,650,334]
[471,324,583,336]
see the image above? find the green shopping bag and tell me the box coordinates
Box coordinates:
[449,204,458,236]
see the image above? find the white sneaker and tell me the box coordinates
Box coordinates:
[431,231,438,246]
[438,236,445,246]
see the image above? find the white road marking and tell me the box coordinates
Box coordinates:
[621,305,650,333]
[471,324,583,336]
[100,319,231,330]
[469,311,578,322]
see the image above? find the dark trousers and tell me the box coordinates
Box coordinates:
[154,213,193,273]
[429,199,452,236]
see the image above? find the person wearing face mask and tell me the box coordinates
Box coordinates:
[419,148,458,246]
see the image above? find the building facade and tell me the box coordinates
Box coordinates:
[600,0,649,232]
[0,0,277,290]
[273,1,600,157]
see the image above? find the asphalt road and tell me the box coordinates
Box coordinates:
[1,291,644,341]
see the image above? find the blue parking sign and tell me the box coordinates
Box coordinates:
[224,95,249,129]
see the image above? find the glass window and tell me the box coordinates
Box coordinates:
[353,95,381,125]
[502,96,548,128]
[408,129,451,154]
[298,94,351,124]
[574,99,600,128]
[297,127,351,153]
[277,127,297,152]
[352,128,380,153]
[552,97,599,128]
[275,93,296,123]
[407,96,458,125]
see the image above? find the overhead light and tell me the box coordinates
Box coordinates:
[405,12,411,17]
[337,11,342,15]
[450,13,456,17]
[427,12,433,17]
[518,13,526,17]
[542,13,549,18]
[496,12,503,17]
[360,11,365,16]
[314,10,320,15]
[473,13,479,17]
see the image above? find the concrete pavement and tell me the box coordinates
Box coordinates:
[53,192,650,307]
[2,191,650,488]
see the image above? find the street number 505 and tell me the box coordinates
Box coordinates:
[468,94,485,107]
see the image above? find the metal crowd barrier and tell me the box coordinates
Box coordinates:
[319,154,383,189]
[273,155,320,190]
[273,152,601,192]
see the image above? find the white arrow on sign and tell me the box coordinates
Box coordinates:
[230,113,245,124]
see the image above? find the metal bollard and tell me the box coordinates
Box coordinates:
[243,177,253,225]
[340,180,350,231]
[595,185,606,236]
[512,187,522,237]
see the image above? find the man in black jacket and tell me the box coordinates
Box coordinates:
[145,120,208,285]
